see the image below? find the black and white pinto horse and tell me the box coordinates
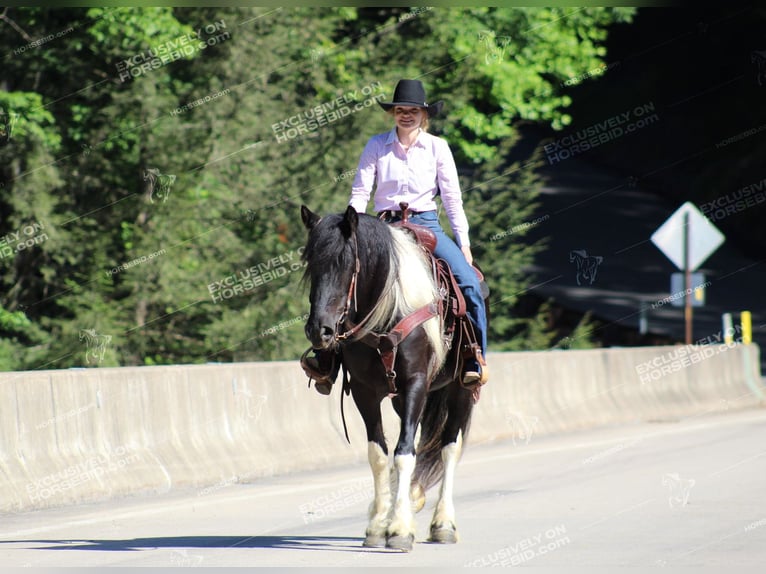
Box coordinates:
[301,205,475,552]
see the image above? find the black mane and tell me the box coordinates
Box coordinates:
[302,212,397,293]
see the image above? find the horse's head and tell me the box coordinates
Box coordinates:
[569,249,586,262]
[301,205,359,350]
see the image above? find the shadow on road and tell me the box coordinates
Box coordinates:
[0,535,393,554]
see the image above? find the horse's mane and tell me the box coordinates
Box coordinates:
[303,213,445,376]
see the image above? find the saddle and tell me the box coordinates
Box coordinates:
[387,203,487,399]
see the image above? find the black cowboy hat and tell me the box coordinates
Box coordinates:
[378,79,444,117]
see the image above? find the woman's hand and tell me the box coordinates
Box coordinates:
[461,244,474,266]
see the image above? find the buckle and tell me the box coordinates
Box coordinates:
[378,210,396,222]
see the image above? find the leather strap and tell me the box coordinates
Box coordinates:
[442,258,467,318]
[357,302,438,396]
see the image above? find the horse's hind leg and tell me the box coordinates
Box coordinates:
[430,385,473,544]
[351,385,390,548]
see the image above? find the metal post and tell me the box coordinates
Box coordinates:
[683,211,692,344]
[639,302,648,335]
[723,313,734,344]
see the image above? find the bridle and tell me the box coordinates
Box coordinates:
[334,231,385,342]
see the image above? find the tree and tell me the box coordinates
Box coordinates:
[0,6,633,369]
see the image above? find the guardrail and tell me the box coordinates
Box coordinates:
[1,344,762,514]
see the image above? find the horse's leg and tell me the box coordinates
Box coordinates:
[351,384,390,548]
[430,384,473,544]
[387,375,429,552]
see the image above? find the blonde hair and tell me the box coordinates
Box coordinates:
[387,108,429,132]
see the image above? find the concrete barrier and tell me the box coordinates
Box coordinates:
[0,344,762,514]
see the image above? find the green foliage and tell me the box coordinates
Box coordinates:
[0,6,633,370]
[561,312,601,350]
[0,304,46,370]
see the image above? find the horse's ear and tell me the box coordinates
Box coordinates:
[342,205,358,238]
[301,205,321,230]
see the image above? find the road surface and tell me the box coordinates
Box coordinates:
[1,408,765,568]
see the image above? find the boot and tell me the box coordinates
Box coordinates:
[300,348,340,395]
[462,346,489,387]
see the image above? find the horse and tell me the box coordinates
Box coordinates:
[301,205,477,552]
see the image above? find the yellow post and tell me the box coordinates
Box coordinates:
[741,311,752,345]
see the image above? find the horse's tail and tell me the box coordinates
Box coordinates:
[413,384,473,493]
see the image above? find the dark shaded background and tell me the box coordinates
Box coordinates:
[512,4,765,366]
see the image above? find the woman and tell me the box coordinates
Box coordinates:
[302,79,488,393]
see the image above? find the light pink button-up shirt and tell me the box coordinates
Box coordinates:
[349,128,471,247]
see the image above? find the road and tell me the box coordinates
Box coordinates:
[1,408,765,568]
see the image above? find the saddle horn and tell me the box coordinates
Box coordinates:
[398,202,410,224]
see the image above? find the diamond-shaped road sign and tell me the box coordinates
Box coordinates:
[651,202,725,271]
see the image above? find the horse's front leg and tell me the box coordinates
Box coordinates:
[351,383,390,548]
[387,375,429,552]
[365,438,391,547]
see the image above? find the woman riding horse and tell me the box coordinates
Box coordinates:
[301,78,489,392]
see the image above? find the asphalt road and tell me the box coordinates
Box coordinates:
[1,408,765,569]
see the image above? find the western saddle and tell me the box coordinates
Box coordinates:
[382,202,487,400]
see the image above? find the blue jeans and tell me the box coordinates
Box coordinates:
[392,211,488,355]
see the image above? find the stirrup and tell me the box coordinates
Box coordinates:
[300,348,338,395]
[300,348,335,385]
[461,348,489,387]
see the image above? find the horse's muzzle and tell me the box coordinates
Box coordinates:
[305,322,336,350]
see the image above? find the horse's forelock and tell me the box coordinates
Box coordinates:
[303,213,354,282]
[304,213,391,269]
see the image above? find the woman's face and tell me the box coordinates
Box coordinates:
[394,106,424,131]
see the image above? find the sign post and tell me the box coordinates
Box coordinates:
[683,211,692,344]
[651,202,725,344]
